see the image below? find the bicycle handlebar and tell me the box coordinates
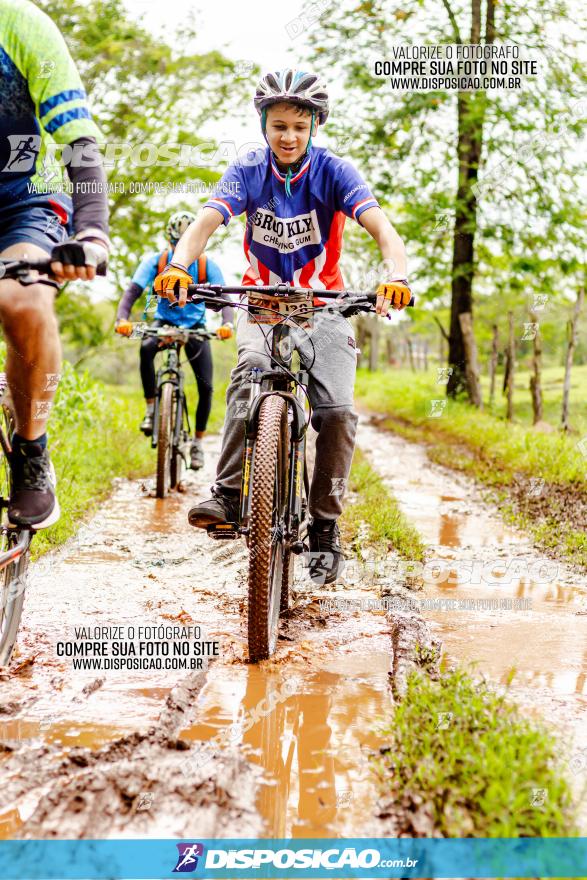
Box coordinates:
[0,259,55,281]
[118,323,217,341]
[184,282,414,313]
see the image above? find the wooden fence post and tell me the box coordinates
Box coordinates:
[529,310,543,425]
[504,311,515,421]
[562,287,585,431]
[489,324,499,407]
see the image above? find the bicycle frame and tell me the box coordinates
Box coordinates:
[151,344,190,452]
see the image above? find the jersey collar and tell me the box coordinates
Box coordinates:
[270,150,312,188]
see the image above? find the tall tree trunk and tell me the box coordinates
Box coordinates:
[386,335,395,366]
[438,325,444,368]
[529,311,543,425]
[406,337,415,372]
[561,286,585,431]
[356,316,368,369]
[447,0,493,403]
[459,312,483,408]
[368,315,379,372]
[504,311,515,421]
[488,323,499,407]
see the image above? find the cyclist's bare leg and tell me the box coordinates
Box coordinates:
[0,242,60,440]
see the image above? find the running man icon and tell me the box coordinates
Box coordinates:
[173,843,205,873]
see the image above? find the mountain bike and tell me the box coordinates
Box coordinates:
[0,257,60,665]
[123,324,217,499]
[186,282,413,661]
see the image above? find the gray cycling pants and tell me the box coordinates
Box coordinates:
[215,306,358,520]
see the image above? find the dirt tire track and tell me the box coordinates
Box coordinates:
[4,667,263,838]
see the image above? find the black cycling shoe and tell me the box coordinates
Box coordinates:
[306,517,344,585]
[8,442,60,530]
[188,488,240,529]
[140,411,154,436]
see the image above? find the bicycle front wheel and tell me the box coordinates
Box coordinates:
[248,395,288,662]
[156,382,173,499]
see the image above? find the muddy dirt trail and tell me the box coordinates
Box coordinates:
[0,420,585,838]
[0,436,413,840]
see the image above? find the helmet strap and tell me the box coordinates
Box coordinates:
[305,110,315,155]
[261,106,315,199]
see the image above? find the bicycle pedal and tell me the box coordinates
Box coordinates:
[207,523,239,540]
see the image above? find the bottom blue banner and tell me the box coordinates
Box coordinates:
[0,837,586,879]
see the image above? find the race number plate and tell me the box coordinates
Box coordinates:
[246,289,313,328]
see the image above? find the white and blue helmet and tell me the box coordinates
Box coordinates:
[254,69,329,124]
[166,211,197,244]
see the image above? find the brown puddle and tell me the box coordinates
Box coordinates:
[359,419,587,727]
[0,717,127,750]
[179,655,392,838]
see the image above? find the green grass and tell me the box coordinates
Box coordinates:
[32,370,154,558]
[355,367,587,566]
[341,447,425,562]
[33,341,236,558]
[480,362,587,436]
[355,367,587,488]
[375,667,578,837]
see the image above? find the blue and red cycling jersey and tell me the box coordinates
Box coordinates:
[204,145,379,290]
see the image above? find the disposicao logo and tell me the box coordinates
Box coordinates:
[172,843,205,873]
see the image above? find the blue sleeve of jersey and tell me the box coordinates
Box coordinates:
[204,162,248,225]
[331,157,379,223]
[206,258,225,285]
[131,253,159,290]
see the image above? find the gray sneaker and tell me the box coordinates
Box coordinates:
[140,410,154,436]
[190,438,204,470]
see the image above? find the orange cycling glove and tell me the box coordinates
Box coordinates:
[115,319,134,336]
[216,323,233,340]
[376,280,412,315]
[153,262,193,304]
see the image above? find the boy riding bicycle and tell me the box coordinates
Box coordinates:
[154,69,411,583]
[115,211,233,470]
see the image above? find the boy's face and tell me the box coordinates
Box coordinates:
[265,102,318,165]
